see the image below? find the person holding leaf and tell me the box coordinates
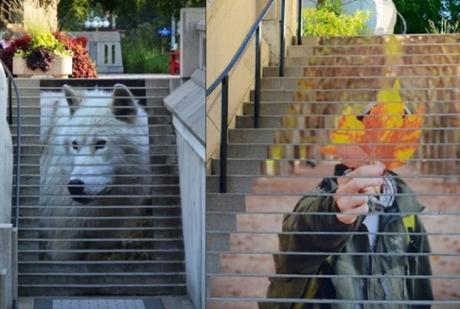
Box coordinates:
[261,81,433,309]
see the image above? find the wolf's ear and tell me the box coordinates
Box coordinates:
[112,84,137,123]
[63,84,81,116]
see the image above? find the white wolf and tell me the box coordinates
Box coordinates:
[39,84,151,260]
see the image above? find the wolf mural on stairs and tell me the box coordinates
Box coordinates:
[38,84,151,260]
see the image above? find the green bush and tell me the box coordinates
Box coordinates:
[121,23,169,74]
[303,8,370,37]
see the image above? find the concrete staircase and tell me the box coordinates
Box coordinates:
[11,78,186,296]
[206,34,460,308]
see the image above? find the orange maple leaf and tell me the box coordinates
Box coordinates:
[321,80,424,169]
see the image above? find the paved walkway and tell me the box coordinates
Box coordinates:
[19,296,194,309]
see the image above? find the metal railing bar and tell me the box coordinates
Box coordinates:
[19,227,181,231]
[19,238,183,242]
[207,251,460,257]
[19,261,184,264]
[297,0,303,45]
[19,283,187,290]
[209,273,460,280]
[18,205,180,209]
[19,272,186,276]
[397,10,407,34]
[279,0,286,77]
[207,230,460,236]
[15,172,460,179]
[206,0,276,95]
[254,26,262,129]
[220,75,229,193]
[268,62,460,68]
[208,297,460,305]
[1,60,22,230]
[8,78,12,124]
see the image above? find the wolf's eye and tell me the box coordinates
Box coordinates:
[95,139,107,150]
[71,140,79,150]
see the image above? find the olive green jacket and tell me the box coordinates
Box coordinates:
[261,173,433,309]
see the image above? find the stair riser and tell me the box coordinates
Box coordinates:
[301,34,460,46]
[19,262,184,273]
[242,101,456,115]
[263,65,460,77]
[19,286,186,297]
[286,54,460,66]
[19,274,186,285]
[260,77,457,90]
[289,44,460,57]
[252,89,458,102]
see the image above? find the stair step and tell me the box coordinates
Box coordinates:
[19,273,186,285]
[19,260,184,273]
[285,53,460,66]
[206,193,246,212]
[218,254,275,274]
[263,64,460,77]
[242,100,455,115]
[251,88,457,102]
[300,33,460,46]
[212,158,322,176]
[207,175,329,194]
[18,285,186,297]
[260,76,457,90]
[210,276,268,298]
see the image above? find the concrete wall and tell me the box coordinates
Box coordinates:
[0,225,14,309]
[262,0,301,65]
[206,0,299,163]
[165,70,206,309]
[175,125,205,309]
[0,64,13,225]
[180,8,206,78]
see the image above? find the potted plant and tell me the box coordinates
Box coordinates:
[0,30,97,78]
[11,30,73,78]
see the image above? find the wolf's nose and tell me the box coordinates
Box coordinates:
[68,179,85,196]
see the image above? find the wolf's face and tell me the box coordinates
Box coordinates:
[59,84,148,204]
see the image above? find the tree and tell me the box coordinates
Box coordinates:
[393,0,442,33]
[441,0,460,20]
[57,0,204,30]
[148,0,204,18]
[58,0,91,30]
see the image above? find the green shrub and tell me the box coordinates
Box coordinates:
[121,23,169,74]
[303,8,370,37]
[426,18,460,34]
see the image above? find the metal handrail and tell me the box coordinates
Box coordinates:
[205,0,277,96]
[206,0,292,193]
[397,10,407,34]
[1,60,22,229]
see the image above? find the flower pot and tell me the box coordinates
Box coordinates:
[13,55,73,78]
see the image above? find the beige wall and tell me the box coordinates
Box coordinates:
[207,0,267,162]
[206,0,299,163]
[262,0,300,65]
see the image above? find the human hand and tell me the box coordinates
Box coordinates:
[334,164,385,225]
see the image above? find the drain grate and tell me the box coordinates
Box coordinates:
[33,298,164,309]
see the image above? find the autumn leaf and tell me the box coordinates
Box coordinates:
[321,80,424,169]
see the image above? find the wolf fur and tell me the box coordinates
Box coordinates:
[39,84,151,260]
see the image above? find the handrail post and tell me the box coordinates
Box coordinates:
[279,0,286,77]
[7,78,12,125]
[254,25,261,129]
[220,75,229,193]
[297,0,302,45]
